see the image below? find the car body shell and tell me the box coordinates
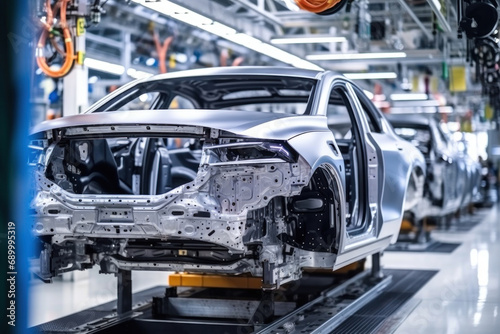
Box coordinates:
[386,114,474,220]
[30,67,425,288]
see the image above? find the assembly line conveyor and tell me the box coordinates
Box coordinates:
[33,253,437,334]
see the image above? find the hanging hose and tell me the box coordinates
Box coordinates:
[47,1,66,57]
[231,56,244,66]
[220,49,229,67]
[293,0,343,13]
[220,49,244,67]
[153,31,173,74]
[36,0,76,78]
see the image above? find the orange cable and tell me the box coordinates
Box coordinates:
[47,2,65,56]
[153,32,173,74]
[220,49,243,66]
[231,56,244,66]
[220,49,228,67]
[41,0,53,31]
[36,0,76,78]
[294,0,342,13]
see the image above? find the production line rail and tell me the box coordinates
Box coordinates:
[34,253,436,334]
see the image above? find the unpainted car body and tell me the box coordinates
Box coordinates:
[387,114,471,222]
[30,67,424,289]
[442,130,481,210]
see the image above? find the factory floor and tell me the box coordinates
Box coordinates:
[389,204,500,334]
[29,205,500,333]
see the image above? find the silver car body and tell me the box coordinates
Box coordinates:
[30,67,424,289]
[387,114,469,220]
[444,131,481,209]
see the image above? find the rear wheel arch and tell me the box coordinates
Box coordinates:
[284,164,344,253]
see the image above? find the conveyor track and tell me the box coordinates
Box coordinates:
[33,269,436,334]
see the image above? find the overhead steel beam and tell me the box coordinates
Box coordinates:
[447,0,458,22]
[426,0,452,34]
[265,0,278,13]
[318,56,469,66]
[103,1,173,32]
[166,0,276,41]
[397,0,433,40]
[86,32,123,49]
[231,0,283,26]
[279,18,349,29]
[136,0,308,59]
[226,3,243,13]
[309,49,451,66]
[320,58,446,68]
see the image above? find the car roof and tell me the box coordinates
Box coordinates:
[85,66,346,114]
[144,66,325,83]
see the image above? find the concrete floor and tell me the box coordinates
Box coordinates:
[29,205,500,333]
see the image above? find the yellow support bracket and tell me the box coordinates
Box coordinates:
[400,219,416,233]
[168,273,262,289]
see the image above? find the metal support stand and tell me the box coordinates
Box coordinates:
[371,252,383,278]
[117,269,132,316]
[416,217,430,244]
[152,287,178,317]
[250,290,275,325]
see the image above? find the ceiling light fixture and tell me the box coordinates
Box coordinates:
[363,90,374,99]
[343,72,398,80]
[88,76,99,84]
[282,0,301,11]
[127,68,154,79]
[390,93,428,101]
[426,0,451,33]
[271,36,347,44]
[85,57,154,78]
[430,0,441,11]
[85,58,125,75]
[134,0,323,71]
[307,52,407,60]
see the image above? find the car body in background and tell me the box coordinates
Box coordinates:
[461,154,482,209]
[476,159,499,206]
[440,130,482,210]
[387,114,472,226]
[29,67,425,289]
[453,134,481,210]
